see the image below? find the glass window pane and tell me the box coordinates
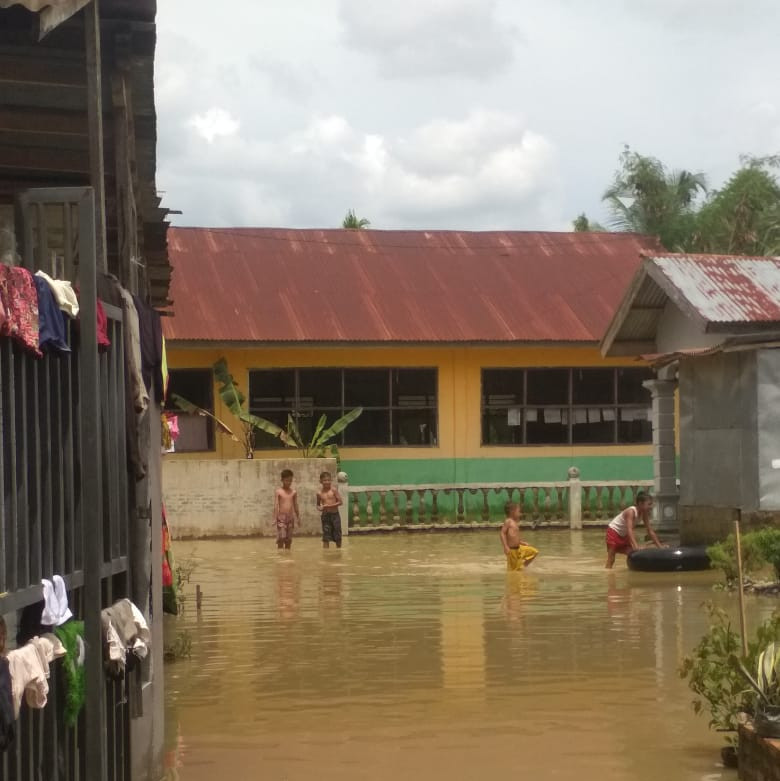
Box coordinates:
[392,369,436,407]
[393,408,437,445]
[167,369,213,411]
[482,369,524,406]
[526,408,568,444]
[572,368,614,405]
[572,407,616,444]
[526,369,569,405]
[617,368,653,404]
[299,369,342,409]
[618,407,652,443]
[343,409,390,445]
[249,369,295,408]
[295,409,345,445]
[344,369,389,407]
[482,409,522,445]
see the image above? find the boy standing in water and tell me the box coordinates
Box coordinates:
[605,491,664,568]
[500,502,539,570]
[274,469,300,550]
[316,471,343,549]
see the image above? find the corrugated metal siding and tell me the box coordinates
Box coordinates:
[652,254,780,324]
[163,228,657,343]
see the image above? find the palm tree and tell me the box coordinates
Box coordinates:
[342,209,370,229]
[602,147,707,250]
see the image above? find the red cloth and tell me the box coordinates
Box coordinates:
[96,299,111,350]
[0,265,41,357]
[606,526,633,554]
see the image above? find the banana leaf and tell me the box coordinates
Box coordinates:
[213,358,246,414]
[285,413,304,449]
[311,407,363,448]
[169,394,238,441]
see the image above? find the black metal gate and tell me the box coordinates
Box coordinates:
[1,187,133,780]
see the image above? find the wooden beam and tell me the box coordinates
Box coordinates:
[0,107,87,135]
[605,340,657,357]
[85,0,107,273]
[0,145,88,173]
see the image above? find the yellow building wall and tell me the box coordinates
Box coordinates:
[165,344,655,485]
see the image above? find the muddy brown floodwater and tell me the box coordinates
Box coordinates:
[163,531,773,781]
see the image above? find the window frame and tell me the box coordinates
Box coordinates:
[165,367,216,452]
[248,366,439,448]
[481,366,652,447]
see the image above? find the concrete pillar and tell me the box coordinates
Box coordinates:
[338,471,349,537]
[643,366,678,532]
[567,466,582,530]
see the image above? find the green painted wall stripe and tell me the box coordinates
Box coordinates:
[342,455,653,486]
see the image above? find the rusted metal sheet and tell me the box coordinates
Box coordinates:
[162,228,657,343]
[652,254,780,325]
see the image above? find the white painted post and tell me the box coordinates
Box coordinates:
[338,471,349,537]
[568,466,582,530]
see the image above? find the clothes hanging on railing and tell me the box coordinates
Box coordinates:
[33,276,70,353]
[162,505,178,615]
[41,575,74,626]
[54,620,85,728]
[0,265,41,356]
[119,287,149,414]
[134,294,164,403]
[0,656,14,752]
[34,270,79,317]
[101,598,151,678]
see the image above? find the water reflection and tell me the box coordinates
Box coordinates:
[164,533,767,780]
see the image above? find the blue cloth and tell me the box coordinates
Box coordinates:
[34,275,70,353]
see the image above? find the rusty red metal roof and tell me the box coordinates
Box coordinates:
[162,228,659,343]
[647,254,780,326]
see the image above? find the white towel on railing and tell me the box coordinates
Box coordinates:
[34,270,79,318]
[40,575,73,627]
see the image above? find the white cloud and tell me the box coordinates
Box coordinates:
[338,0,518,79]
[159,109,560,230]
[187,107,240,144]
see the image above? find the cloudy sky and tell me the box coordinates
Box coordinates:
[155,0,780,231]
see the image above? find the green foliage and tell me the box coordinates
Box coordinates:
[170,393,237,441]
[342,209,371,229]
[213,358,286,457]
[602,145,707,250]
[693,156,780,256]
[679,604,780,744]
[284,408,363,460]
[707,532,765,586]
[572,213,606,232]
[164,555,198,663]
[750,528,780,581]
[738,641,780,706]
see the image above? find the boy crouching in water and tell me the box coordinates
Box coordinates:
[500,501,539,570]
[274,469,300,550]
[316,471,343,549]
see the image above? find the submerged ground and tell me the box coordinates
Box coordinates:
[163,531,771,780]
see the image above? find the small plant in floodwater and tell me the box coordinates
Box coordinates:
[164,630,193,662]
[706,533,764,588]
[164,554,198,663]
[679,603,780,745]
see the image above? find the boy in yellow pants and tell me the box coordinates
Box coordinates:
[500,501,539,570]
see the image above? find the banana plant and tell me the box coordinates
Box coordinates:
[284,407,363,459]
[213,358,286,458]
[169,393,238,442]
[737,641,780,705]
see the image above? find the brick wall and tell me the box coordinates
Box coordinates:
[162,457,341,539]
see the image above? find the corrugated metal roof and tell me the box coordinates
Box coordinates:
[649,254,780,325]
[163,228,658,344]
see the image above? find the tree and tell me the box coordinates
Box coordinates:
[342,209,370,229]
[572,213,606,232]
[692,156,780,256]
[601,146,707,250]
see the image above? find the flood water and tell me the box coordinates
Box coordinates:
[163,531,772,781]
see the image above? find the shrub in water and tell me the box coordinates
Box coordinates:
[749,528,780,581]
[707,533,765,586]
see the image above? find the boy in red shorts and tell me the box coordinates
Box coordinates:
[605,491,663,569]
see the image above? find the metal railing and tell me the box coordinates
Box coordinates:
[1,188,133,781]
[346,470,654,530]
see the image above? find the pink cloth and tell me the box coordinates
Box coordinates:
[0,265,41,356]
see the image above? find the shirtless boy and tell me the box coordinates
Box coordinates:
[605,491,664,568]
[316,471,343,549]
[274,469,300,550]
[500,501,539,570]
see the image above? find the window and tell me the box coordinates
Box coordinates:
[165,369,215,452]
[248,368,438,447]
[481,367,653,445]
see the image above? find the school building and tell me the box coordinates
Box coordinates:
[162,227,660,487]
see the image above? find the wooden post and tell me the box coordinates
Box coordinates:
[735,518,749,657]
[195,584,202,612]
[85,0,107,272]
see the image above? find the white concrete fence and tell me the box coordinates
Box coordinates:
[346,468,654,532]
